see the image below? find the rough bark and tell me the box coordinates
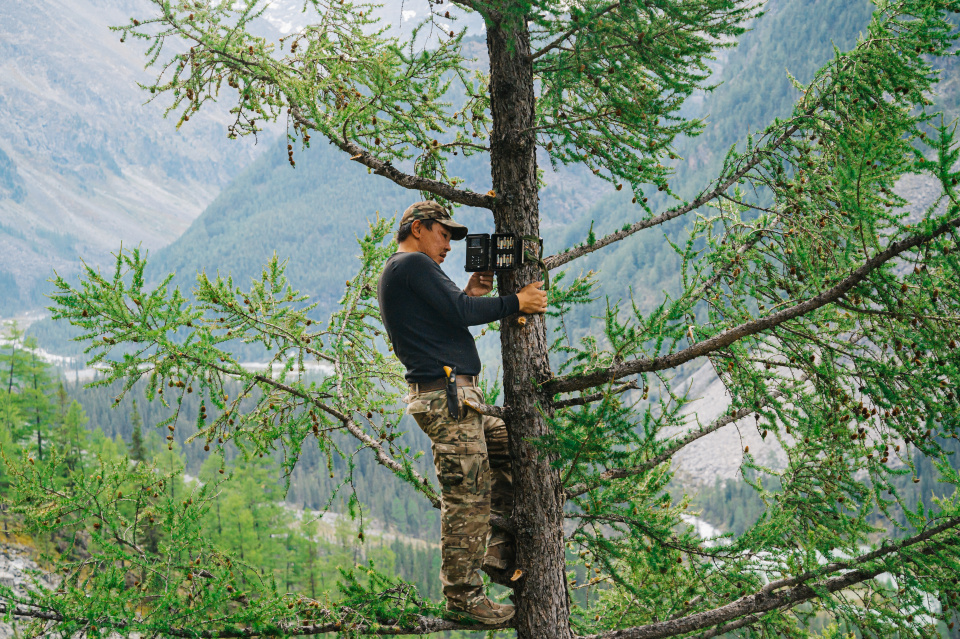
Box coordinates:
[486,15,575,639]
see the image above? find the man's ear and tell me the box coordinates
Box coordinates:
[410,220,422,239]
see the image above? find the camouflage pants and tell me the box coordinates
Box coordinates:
[405,385,513,605]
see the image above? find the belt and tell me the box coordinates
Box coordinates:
[409,375,477,393]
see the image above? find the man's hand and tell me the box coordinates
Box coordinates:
[465,271,495,297]
[517,281,548,314]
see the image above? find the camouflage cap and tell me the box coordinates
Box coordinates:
[400,201,468,241]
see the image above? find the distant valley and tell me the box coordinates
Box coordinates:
[0,0,275,313]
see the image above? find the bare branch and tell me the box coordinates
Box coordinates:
[291,109,494,209]
[552,381,639,410]
[689,611,768,639]
[578,515,960,639]
[519,109,618,135]
[462,399,505,420]
[546,214,960,395]
[0,604,512,637]
[530,2,622,61]
[342,418,441,509]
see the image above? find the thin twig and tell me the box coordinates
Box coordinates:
[291,108,495,209]
[547,214,960,395]
[577,515,960,639]
[553,381,639,409]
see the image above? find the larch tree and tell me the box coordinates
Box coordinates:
[4,0,960,638]
[0,322,28,395]
[128,398,148,463]
[18,338,54,463]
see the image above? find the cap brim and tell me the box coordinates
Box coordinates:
[439,219,469,241]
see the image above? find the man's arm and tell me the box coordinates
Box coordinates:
[402,254,519,326]
[464,271,494,297]
[463,270,549,314]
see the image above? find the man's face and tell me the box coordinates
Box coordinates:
[416,221,452,264]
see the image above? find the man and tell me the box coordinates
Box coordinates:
[377,201,548,624]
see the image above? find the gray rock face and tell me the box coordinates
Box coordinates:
[665,362,785,485]
[0,544,59,639]
[0,0,261,312]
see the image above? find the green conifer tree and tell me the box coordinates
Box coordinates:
[7,0,960,637]
[0,388,27,445]
[16,337,54,462]
[0,391,23,493]
[0,322,28,395]
[127,399,147,463]
[60,400,88,473]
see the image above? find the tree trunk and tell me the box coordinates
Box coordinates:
[7,344,15,394]
[487,17,574,639]
[34,372,43,462]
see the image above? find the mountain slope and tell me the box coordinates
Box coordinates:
[0,0,500,318]
[0,0,262,314]
[152,137,430,316]
[26,0,883,360]
[155,0,884,322]
[548,0,878,309]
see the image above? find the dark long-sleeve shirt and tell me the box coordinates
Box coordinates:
[377,251,520,383]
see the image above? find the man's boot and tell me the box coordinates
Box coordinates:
[446,591,516,625]
[481,540,515,571]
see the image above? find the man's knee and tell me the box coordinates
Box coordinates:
[434,441,491,496]
[483,417,510,458]
[441,502,491,549]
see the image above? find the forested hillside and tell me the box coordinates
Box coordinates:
[0,333,449,612]
[69,374,441,541]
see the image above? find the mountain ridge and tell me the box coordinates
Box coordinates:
[0,0,264,313]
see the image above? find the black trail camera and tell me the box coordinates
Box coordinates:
[465,233,522,272]
[464,232,550,290]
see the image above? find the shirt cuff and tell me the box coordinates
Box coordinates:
[505,294,520,316]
